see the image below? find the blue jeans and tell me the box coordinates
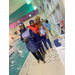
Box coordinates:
[34,33,45,53]
[37,42,45,53]
[42,34,52,50]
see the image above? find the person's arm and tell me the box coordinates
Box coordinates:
[25,26,28,30]
[44,27,49,39]
[39,32,43,37]
[49,30,53,36]
[48,23,53,36]
[43,22,49,39]
[27,25,36,33]
[27,29,35,41]
[23,29,35,43]
[20,34,24,43]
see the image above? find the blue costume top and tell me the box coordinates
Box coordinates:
[46,23,51,31]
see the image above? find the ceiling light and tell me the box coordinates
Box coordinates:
[33,6,37,10]
[18,21,20,23]
[26,0,31,4]
[29,14,31,17]
[28,1,30,4]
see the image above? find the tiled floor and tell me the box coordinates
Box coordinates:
[28,61,65,75]
[28,27,65,75]
[19,27,65,75]
[28,50,65,75]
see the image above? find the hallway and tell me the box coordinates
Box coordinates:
[19,27,65,75]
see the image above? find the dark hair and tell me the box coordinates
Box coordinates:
[29,20,34,24]
[19,23,24,27]
[41,19,43,20]
[45,20,49,23]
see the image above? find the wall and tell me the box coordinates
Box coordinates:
[63,0,65,7]
[9,11,46,43]
[9,26,20,38]
[9,34,12,44]
[55,5,64,25]
[58,0,65,23]
[9,10,39,29]
[23,11,46,26]
[9,26,20,44]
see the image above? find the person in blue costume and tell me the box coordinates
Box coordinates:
[28,20,46,57]
[19,23,46,63]
[45,20,53,37]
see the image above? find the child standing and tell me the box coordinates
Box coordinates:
[45,20,53,37]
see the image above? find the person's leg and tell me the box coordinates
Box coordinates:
[37,51,46,63]
[45,35,53,51]
[37,43,43,54]
[32,52,40,63]
[39,42,46,54]
[49,30,53,36]
[42,36,49,50]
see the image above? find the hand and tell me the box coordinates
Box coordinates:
[46,35,49,39]
[24,38,27,43]
[39,33,43,37]
[34,29,37,33]
[40,21,43,25]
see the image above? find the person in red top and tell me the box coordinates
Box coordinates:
[28,22,39,34]
[27,20,46,57]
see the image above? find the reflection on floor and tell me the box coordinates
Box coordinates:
[19,27,65,75]
[9,36,20,45]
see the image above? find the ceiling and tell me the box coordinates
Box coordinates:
[9,0,26,15]
[9,0,44,16]
[9,3,34,25]
[9,0,44,25]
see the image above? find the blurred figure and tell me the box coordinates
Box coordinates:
[27,20,46,56]
[35,16,53,52]
[9,33,14,40]
[19,23,46,63]
[19,30,21,33]
[45,20,53,37]
[41,19,45,23]
[10,45,12,48]
[11,37,14,39]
